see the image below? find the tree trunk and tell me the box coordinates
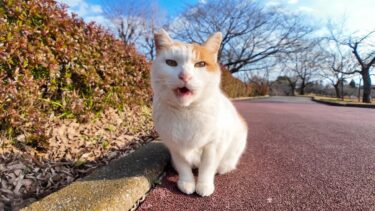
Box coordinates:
[341,79,344,101]
[334,83,341,99]
[149,46,155,60]
[362,68,372,103]
[286,78,296,96]
[290,84,296,96]
[299,79,305,95]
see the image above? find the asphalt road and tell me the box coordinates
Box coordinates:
[138,96,375,210]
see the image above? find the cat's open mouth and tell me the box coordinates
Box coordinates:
[174,87,193,97]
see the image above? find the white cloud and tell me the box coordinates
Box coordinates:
[266,0,297,7]
[59,0,84,8]
[288,0,298,4]
[311,0,375,33]
[90,5,103,14]
[265,1,281,7]
[57,0,114,30]
[298,6,315,13]
[199,0,207,4]
[85,15,114,29]
[58,0,103,17]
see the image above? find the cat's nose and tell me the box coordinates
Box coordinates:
[178,73,191,82]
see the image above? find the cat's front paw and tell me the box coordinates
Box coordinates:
[196,182,214,197]
[177,180,195,194]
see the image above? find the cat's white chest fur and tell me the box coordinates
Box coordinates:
[153,100,216,150]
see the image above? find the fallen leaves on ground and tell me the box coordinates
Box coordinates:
[0,107,156,210]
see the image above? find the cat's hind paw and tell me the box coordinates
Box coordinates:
[196,182,214,197]
[217,163,236,175]
[177,180,195,195]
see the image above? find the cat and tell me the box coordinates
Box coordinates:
[151,29,247,197]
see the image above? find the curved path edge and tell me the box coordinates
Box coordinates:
[312,97,375,109]
[22,142,170,211]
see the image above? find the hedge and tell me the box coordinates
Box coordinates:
[0,0,151,147]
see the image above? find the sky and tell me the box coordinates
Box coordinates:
[266,0,375,35]
[58,0,375,34]
[58,0,199,27]
[58,0,374,83]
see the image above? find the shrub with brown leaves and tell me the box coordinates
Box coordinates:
[0,0,151,147]
[0,0,156,209]
[221,67,257,98]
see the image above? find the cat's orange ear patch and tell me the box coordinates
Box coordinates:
[154,29,173,53]
[203,32,222,53]
[192,44,220,72]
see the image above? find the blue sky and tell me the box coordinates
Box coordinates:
[58,0,375,34]
[80,0,196,16]
[268,0,375,34]
[58,0,374,83]
[58,0,200,22]
[158,0,197,17]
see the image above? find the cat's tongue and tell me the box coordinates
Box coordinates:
[175,87,192,97]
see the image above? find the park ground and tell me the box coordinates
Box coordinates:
[138,96,375,210]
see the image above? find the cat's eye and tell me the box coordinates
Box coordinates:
[194,61,206,68]
[166,59,178,67]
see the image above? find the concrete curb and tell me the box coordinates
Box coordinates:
[22,142,170,211]
[312,97,375,109]
[231,95,270,101]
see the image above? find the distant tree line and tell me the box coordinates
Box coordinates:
[103,0,375,103]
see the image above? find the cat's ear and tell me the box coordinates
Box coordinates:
[203,32,222,53]
[154,29,173,53]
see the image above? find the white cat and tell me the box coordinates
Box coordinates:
[151,29,247,197]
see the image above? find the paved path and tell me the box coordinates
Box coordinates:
[138,96,375,210]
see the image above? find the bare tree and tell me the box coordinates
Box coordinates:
[321,58,345,99]
[285,76,299,96]
[277,57,299,96]
[168,0,313,74]
[103,0,164,60]
[345,31,375,103]
[103,0,147,45]
[327,19,375,103]
[280,40,323,95]
[271,75,298,96]
[319,44,356,99]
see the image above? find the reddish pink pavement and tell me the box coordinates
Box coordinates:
[138,96,375,210]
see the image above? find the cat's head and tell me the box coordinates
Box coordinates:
[151,29,222,107]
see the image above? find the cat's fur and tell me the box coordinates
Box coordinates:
[151,29,247,197]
